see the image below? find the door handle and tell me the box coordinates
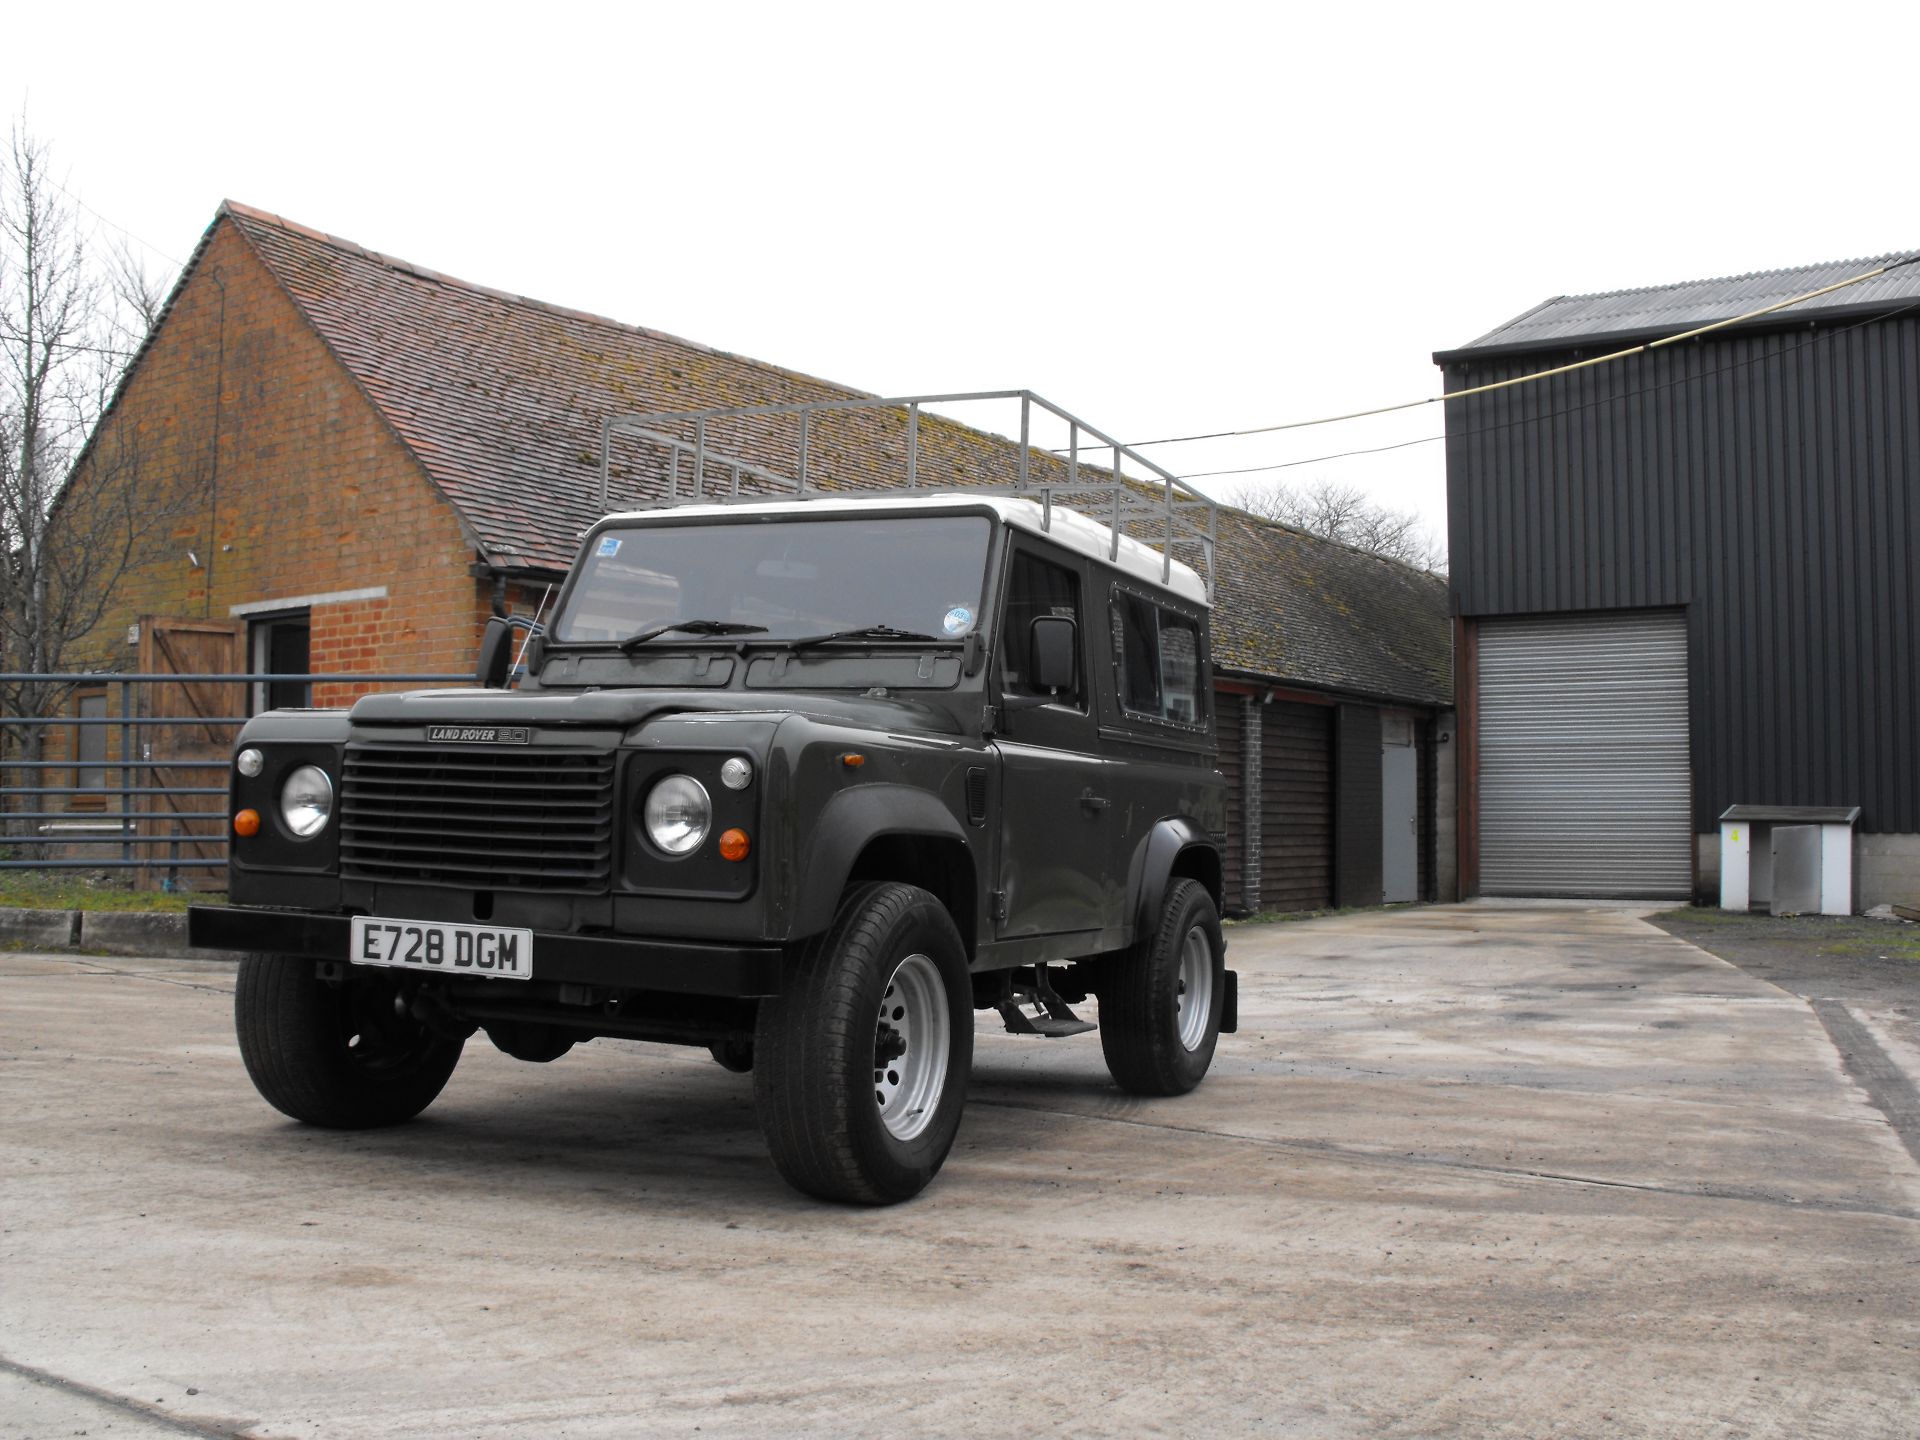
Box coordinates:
[1079,789,1110,813]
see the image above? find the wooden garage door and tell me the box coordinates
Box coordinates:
[1260,700,1333,912]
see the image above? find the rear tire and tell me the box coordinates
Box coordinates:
[753,882,973,1204]
[1099,878,1225,1096]
[235,955,465,1128]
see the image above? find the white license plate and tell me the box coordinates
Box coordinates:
[349,916,534,981]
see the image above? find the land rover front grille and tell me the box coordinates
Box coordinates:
[340,744,616,892]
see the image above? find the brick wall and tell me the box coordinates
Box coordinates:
[56,219,492,682]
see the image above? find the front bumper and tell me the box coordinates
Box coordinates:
[188,905,785,998]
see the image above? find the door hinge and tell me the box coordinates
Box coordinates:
[990,890,1008,923]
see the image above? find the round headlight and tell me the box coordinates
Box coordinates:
[644,774,711,856]
[237,747,264,778]
[719,756,754,791]
[279,765,334,839]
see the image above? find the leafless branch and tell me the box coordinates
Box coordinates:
[1234,477,1447,573]
[1,116,192,841]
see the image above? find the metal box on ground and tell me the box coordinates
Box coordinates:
[1769,825,1822,916]
[1718,805,1859,915]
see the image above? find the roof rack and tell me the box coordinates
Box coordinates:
[595,390,1218,599]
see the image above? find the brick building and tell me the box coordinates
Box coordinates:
[56,202,1452,908]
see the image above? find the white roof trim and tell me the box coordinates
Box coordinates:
[597,495,1209,606]
[229,585,389,617]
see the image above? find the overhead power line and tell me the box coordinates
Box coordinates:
[45,171,190,274]
[0,324,137,358]
[1186,295,1920,486]
[1084,253,1920,455]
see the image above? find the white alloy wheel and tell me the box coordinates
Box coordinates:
[873,952,949,1141]
[1175,924,1215,1052]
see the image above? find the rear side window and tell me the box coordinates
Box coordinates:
[1110,591,1203,726]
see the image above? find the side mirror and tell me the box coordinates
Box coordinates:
[1029,615,1077,693]
[476,615,514,688]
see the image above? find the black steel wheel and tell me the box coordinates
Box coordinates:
[1098,878,1226,1096]
[235,955,465,1128]
[752,882,973,1204]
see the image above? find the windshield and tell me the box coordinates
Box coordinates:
[553,515,994,645]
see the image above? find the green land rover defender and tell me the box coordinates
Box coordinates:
[192,411,1234,1204]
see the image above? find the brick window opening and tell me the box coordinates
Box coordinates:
[251,611,311,712]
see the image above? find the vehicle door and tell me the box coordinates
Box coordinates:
[1096,579,1220,929]
[989,542,1116,942]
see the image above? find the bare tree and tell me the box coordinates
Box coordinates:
[1235,478,1446,573]
[1,119,177,846]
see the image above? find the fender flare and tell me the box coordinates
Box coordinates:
[1129,816,1222,941]
[790,784,974,939]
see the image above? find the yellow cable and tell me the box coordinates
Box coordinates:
[1111,254,1920,451]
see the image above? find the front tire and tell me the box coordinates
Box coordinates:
[1098,878,1226,1096]
[753,883,973,1204]
[235,955,465,1128]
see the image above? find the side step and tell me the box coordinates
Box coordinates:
[995,964,1096,1038]
[997,997,1096,1038]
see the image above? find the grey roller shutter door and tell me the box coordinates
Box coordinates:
[1477,610,1691,898]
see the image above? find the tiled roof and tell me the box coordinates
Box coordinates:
[1211,510,1451,707]
[221,202,1451,707]
[224,201,883,572]
[1443,250,1920,357]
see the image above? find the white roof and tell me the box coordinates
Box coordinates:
[597,493,1209,606]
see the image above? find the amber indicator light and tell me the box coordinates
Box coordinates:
[840,753,865,769]
[718,828,751,862]
[233,808,262,837]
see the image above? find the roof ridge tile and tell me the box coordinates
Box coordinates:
[220,199,873,396]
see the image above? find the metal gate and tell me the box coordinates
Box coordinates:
[1477,610,1691,898]
[136,619,244,890]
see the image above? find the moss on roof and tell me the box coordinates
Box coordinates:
[218,202,1451,708]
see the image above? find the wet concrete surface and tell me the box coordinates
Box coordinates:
[1651,907,1920,1174]
[3,904,1917,1438]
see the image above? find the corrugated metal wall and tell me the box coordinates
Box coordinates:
[1477,611,1692,898]
[1259,701,1333,910]
[1444,313,1920,834]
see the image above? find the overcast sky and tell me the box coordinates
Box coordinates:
[6,2,1916,552]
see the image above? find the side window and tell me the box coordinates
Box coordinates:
[1001,551,1083,707]
[1110,591,1204,726]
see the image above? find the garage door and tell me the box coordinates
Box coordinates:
[1477,610,1691,898]
[1261,700,1333,912]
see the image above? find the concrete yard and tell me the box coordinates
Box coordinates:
[3,904,1917,1438]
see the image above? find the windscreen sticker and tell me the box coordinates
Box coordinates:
[942,605,975,636]
[596,535,622,557]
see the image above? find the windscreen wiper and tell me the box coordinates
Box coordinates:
[781,624,945,652]
[617,619,769,651]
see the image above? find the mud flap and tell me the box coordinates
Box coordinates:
[1220,969,1238,1034]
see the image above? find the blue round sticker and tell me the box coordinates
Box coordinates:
[942,606,974,636]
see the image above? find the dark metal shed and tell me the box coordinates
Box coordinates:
[1437,252,1920,907]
